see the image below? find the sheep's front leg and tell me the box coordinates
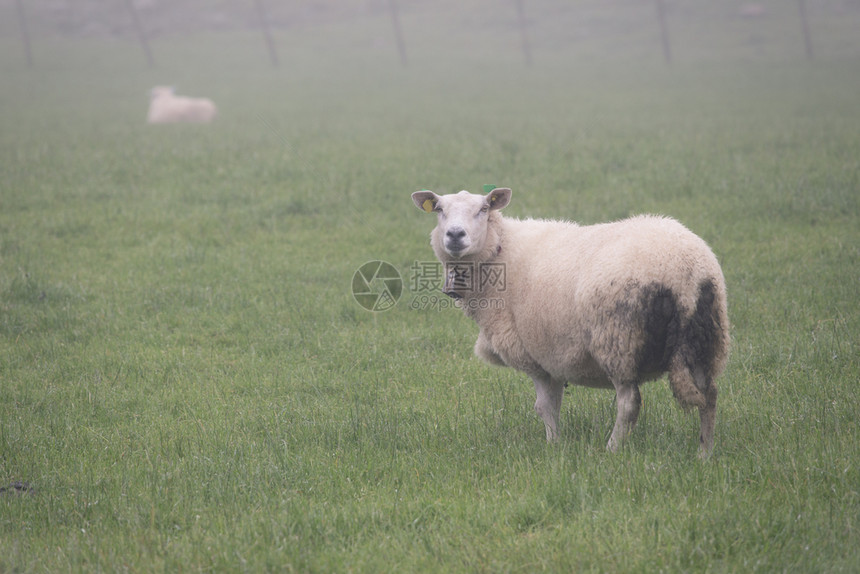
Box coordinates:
[607,382,641,452]
[532,375,564,441]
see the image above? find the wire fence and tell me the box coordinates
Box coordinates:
[5,0,860,69]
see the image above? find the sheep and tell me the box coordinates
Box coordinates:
[147,86,217,124]
[411,188,729,456]
[737,4,766,18]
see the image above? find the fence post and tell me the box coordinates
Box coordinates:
[254,0,279,67]
[125,0,155,68]
[798,0,814,60]
[15,0,33,67]
[389,0,408,66]
[655,0,672,65]
[515,0,533,67]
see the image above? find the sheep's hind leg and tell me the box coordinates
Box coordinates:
[607,382,641,452]
[698,382,718,458]
[668,358,718,458]
[532,375,564,441]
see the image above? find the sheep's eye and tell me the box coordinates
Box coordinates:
[478,205,489,215]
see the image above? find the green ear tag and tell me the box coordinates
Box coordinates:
[422,199,435,213]
[483,184,496,194]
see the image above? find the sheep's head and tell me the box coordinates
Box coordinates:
[149,86,176,100]
[412,188,511,259]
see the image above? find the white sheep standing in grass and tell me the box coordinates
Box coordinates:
[412,188,729,456]
[147,86,217,124]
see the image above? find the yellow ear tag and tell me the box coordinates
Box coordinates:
[422,199,435,213]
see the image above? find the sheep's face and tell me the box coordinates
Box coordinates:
[412,188,511,258]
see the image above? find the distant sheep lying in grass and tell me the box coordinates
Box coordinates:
[147,86,217,124]
[412,188,729,456]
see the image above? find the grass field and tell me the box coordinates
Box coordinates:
[2,2,860,572]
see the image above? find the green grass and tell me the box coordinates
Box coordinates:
[2,3,860,572]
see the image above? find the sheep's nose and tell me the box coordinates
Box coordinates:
[446,227,466,241]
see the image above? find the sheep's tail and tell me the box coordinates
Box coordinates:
[668,278,729,410]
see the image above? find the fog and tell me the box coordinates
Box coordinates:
[5,0,859,72]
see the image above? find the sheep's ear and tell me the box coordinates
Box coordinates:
[412,190,439,213]
[486,188,512,211]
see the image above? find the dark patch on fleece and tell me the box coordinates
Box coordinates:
[637,283,681,376]
[602,281,679,381]
[680,279,723,386]
[596,279,725,386]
